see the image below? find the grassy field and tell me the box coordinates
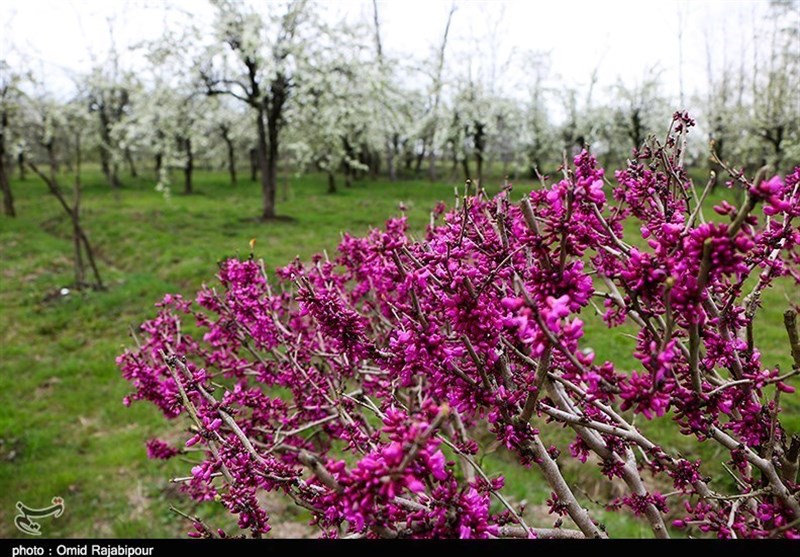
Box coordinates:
[0,166,797,538]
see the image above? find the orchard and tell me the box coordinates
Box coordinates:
[3,0,799,542]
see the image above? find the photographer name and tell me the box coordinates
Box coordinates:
[12,545,155,557]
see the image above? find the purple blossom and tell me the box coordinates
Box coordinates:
[118,130,800,539]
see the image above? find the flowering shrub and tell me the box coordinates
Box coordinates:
[118,114,800,539]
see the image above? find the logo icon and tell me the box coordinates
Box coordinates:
[14,497,65,536]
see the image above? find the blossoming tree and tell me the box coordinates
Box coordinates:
[119,114,800,539]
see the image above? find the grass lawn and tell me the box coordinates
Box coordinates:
[0,166,797,538]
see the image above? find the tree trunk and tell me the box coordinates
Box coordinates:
[73,132,85,286]
[16,152,26,181]
[112,163,120,189]
[154,152,163,176]
[98,109,120,189]
[1,109,15,217]
[46,141,58,181]
[223,133,237,186]
[256,110,276,219]
[100,146,111,181]
[367,147,379,179]
[249,147,258,182]
[474,123,485,186]
[462,157,471,183]
[125,148,138,178]
[386,134,398,182]
[342,137,356,187]
[630,110,643,151]
[428,148,438,182]
[0,156,13,217]
[327,170,337,194]
[414,138,427,176]
[372,148,381,178]
[183,138,193,195]
[765,126,784,169]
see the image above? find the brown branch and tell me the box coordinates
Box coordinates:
[461,334,492,390]
[28,161,104,289]
[497,525,585,539]
[522,434,606,539]
[519,344,551,423]
[709,426,800,516]
[785,309,800,371]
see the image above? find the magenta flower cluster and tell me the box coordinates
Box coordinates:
[118,114,800,539]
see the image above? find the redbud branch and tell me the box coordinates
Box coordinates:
[461,335,493,391]
[257,413,341,454]
[447,361,479,387]
[167,351,347,511]
[442,422,475,483]
[463,276,478,300]
[400,245,444,288]
[599,276,650,331]
[299,450,342,493]
[496,525,585,539]
[770,517,800,539]
[493,197,509,250]
[519,197,552,271]
[657,146,691,204]
[728,190,757,238]
[160,351,236,485]
[558,191,574,270]
[171,473,223,483]
[522,434,606,539]
[591,204,631,255]
[174,360,344,518]
[785,309,800,371]
[682,172,716,234]
[436,434,531,533]
[542,374,717,502]
[688,324,703,393]
[539,404,640,441]
[396,404,450,471]
[541,381,669,538]
[519,344,551,424]
[720,462,750,491]
[545,372,630,427]
[727,499,743,539]
[169,505,218,538]
[709,426,800,516]
[740,236,787,315]
[476,245,526,297]
[782,435,799,485]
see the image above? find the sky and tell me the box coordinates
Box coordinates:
[0,0,772,108]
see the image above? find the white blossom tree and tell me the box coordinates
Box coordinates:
[200,0,315,219]
[288,17,386,193]
[84,54,137,189]
[0,60,25,216]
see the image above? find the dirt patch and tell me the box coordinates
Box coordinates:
[127,481,150,522]
[34,376,62,399]
[0,437,23,462]
[238,215,297,224]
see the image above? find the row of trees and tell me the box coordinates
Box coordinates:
[1,0,798,220]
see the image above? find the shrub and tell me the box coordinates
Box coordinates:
[118,113,800,539]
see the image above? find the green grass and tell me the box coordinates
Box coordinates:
[0,166,797,538]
